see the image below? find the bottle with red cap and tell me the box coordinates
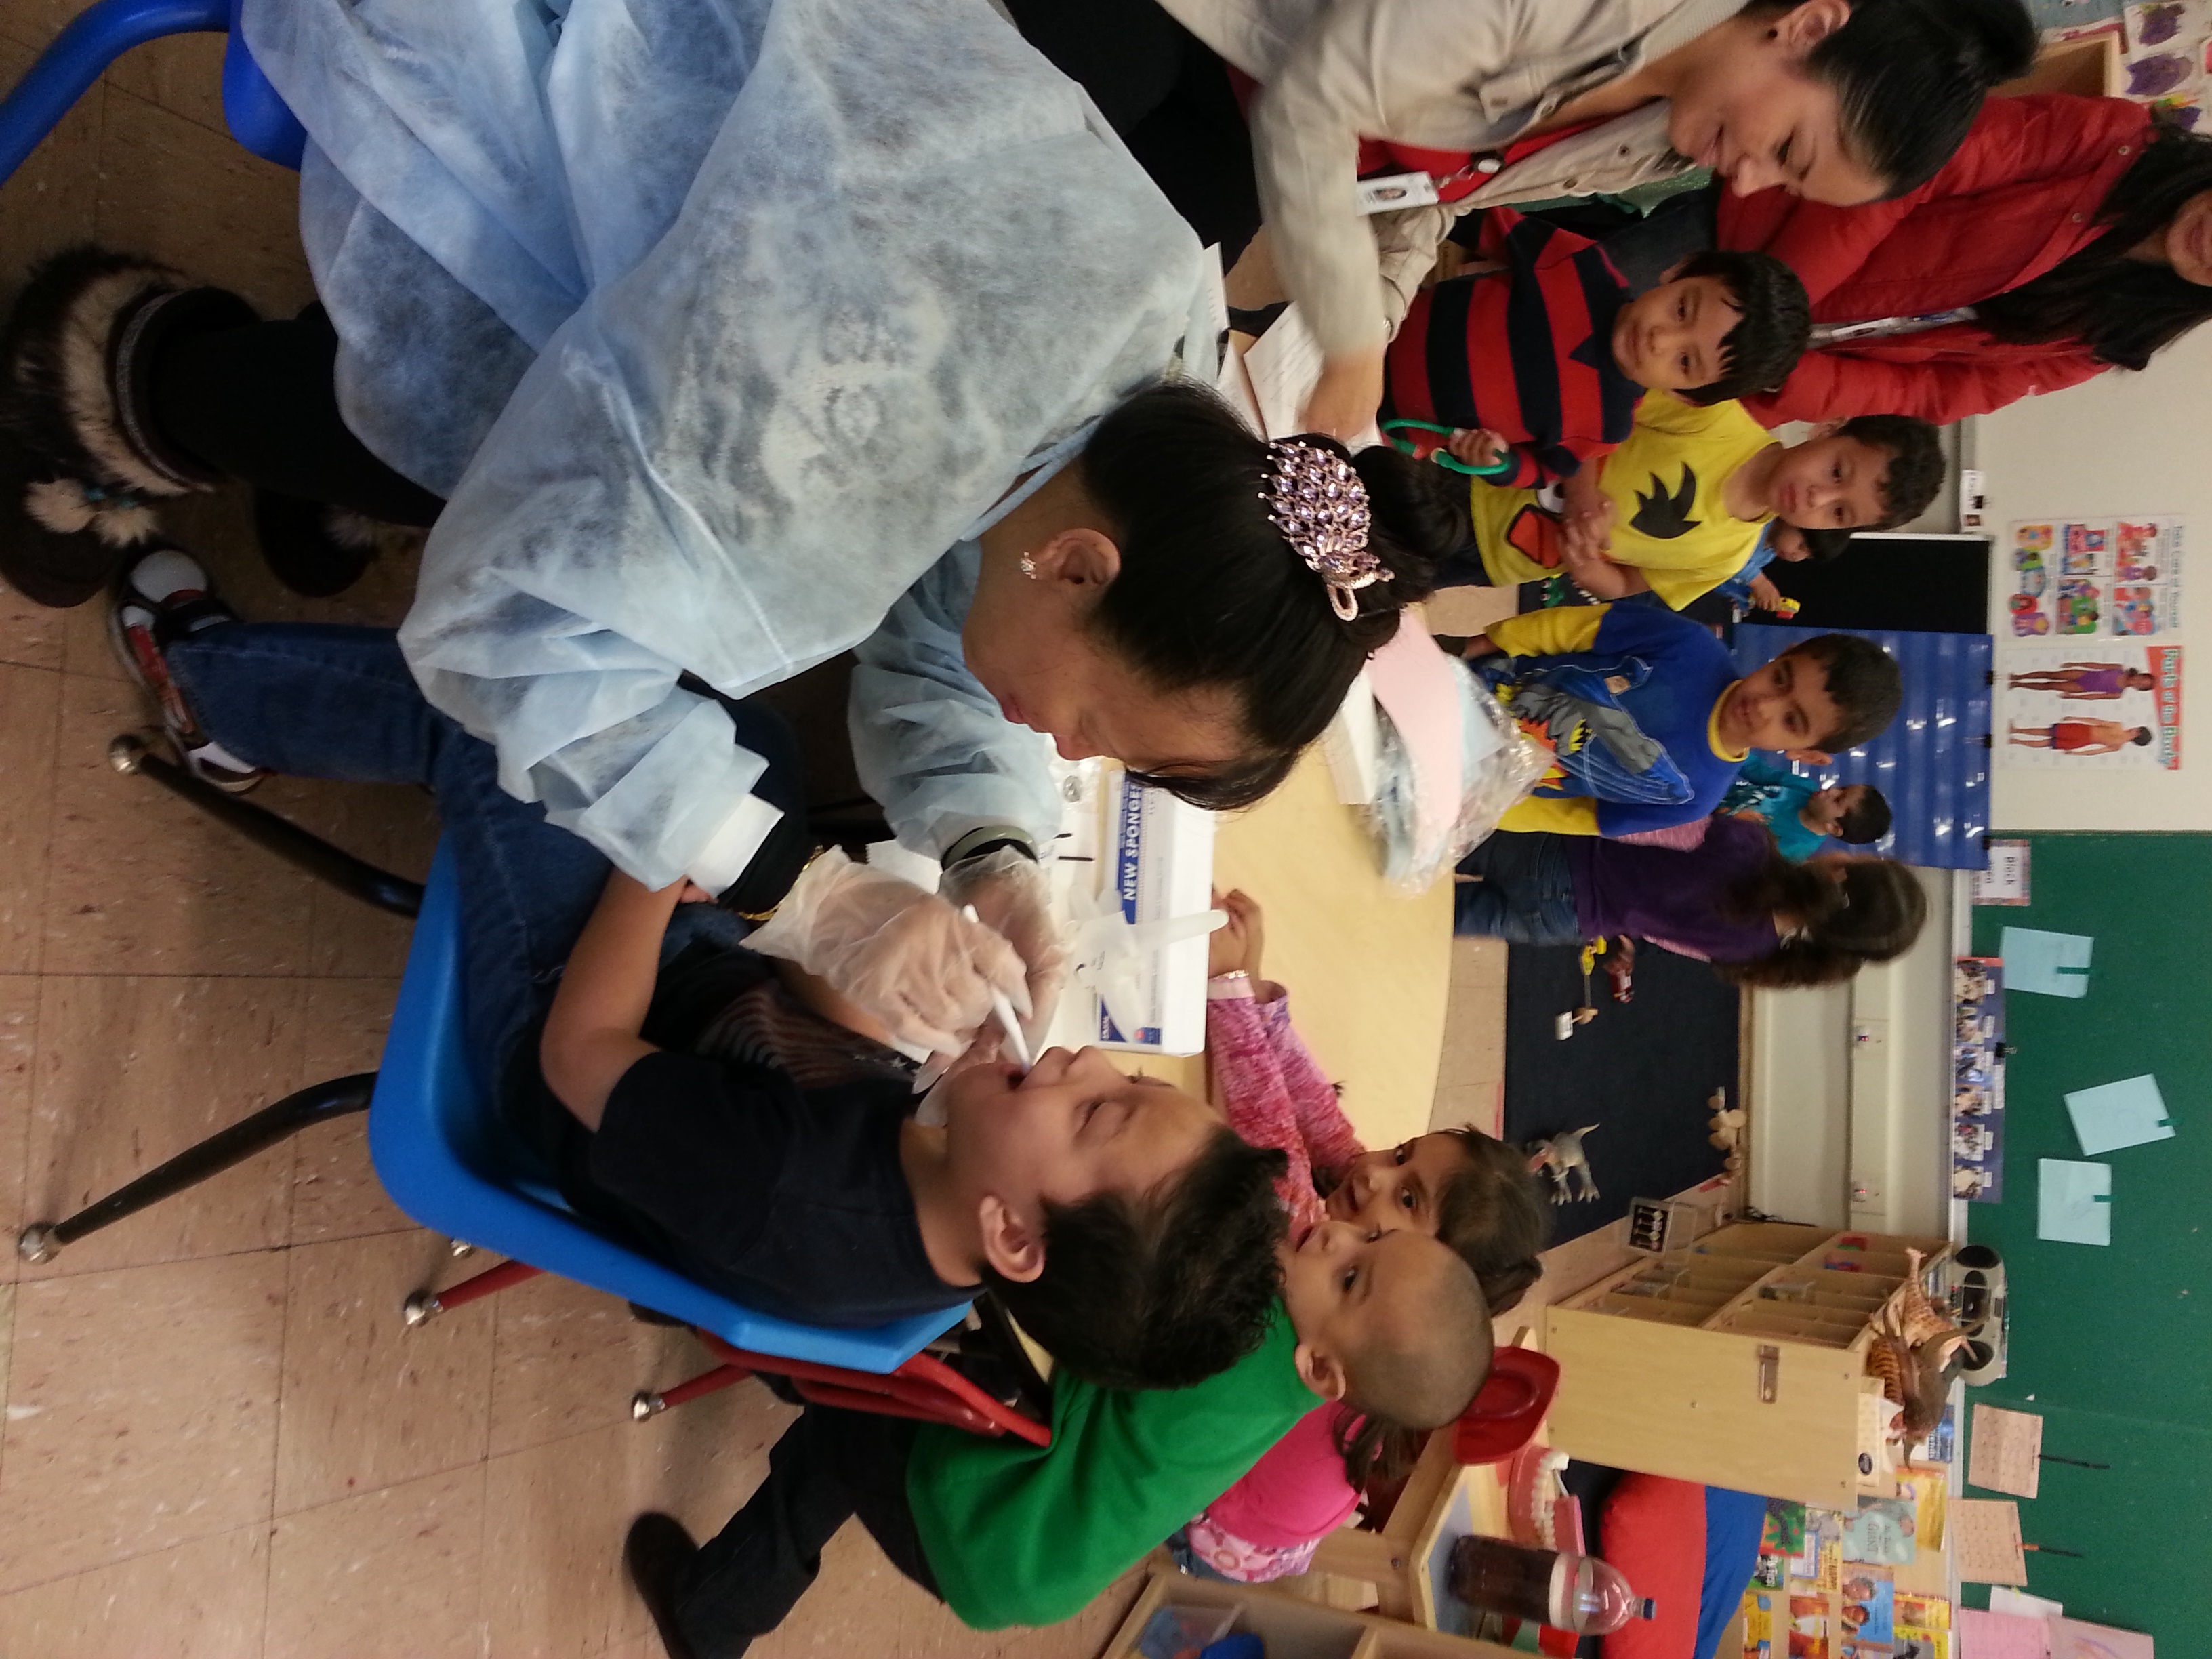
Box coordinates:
[1448,1536,1656,1635]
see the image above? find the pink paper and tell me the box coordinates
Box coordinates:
[2049,1618,2154,1659]
[1961,1608,2050,1659]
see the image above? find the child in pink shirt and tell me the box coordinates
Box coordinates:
[1173,891,1549,1582]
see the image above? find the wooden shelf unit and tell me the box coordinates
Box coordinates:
[1101,1568,1521,1659]
[1540,1223,1951,1508]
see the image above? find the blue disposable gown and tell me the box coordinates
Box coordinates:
[243,0,1211,886]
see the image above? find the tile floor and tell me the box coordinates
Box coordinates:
[0,21,1530,1657]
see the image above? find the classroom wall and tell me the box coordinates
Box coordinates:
[1964,833,2212,1645]
[1973,325,2212,830]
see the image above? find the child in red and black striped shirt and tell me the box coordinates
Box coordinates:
[1382,211,1809,492]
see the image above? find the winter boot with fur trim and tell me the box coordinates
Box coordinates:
[253,490,387,598]
[0,247,256,608]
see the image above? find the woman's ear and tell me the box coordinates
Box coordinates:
[1772,0,1851,53]
[1292,1339,1349,1403]
[1027,527,1122,592]
[977,1194,1045,1284]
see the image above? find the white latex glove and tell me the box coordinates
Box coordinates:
[744,850,1029,1057]
[938,845,1069,1046]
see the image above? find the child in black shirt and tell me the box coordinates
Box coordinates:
[122,556,1288,1395]
[527,861,1289,1387]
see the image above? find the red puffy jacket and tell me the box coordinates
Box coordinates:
[1717,94,2151,425]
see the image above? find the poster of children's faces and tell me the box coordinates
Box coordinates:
[1952,959,2005,1204]
[1998,642,2184,772]
[2007,518,2182,640]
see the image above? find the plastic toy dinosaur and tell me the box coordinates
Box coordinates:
[1528,1125,1601,1204]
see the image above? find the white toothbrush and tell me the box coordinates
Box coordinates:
[960,904,1033,1069]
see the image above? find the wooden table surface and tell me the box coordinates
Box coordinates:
[1142,744,1455,1153]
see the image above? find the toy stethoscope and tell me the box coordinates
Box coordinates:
[1380,417,1517,479]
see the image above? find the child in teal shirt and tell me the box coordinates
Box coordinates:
[1722,755,1891,862]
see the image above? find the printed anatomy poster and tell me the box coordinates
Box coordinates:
[2007,518,2182,639]
[1999,641,2184,771]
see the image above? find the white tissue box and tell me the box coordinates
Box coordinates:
[1044,762,1215,1057]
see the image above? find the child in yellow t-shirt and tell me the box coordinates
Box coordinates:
[1441,395,1943,610]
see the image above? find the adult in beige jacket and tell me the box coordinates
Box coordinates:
[1159,0,2036,438]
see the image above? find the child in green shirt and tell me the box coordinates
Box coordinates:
[626,1212,1492,1652]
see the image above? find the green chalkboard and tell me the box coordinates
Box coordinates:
[1965,833,2212,1643]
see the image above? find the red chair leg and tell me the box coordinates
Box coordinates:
[678,1333,1052,1445]
[631,1361,754,1421]
[401,1257,544,1326]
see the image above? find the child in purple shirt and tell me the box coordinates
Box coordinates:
[1454,820,1929,988]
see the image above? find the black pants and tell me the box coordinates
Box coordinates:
[1004,0,1261,268]
[148,304,447,527]
[674,1406,937,1659]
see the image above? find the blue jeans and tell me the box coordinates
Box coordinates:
[1453,832,1582,945]
[165,623,800,1098]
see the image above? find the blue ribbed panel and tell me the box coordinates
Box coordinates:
[1732,625,1992,871]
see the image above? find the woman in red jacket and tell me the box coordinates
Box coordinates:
[1717,93,2212,424]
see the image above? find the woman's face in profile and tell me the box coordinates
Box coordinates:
[960,549,1248,778]
[2156,186,2212,286]
[1663,1,1888,206]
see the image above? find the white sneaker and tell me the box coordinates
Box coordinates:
[108,547,266,793]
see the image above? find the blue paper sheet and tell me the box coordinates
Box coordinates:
[2001,928,2093,998]
[2037,1160,2112,1246]
[2064,1075,2175,1157]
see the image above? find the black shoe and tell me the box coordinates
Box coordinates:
[0,248,255,608]
[0,429,154,607]
[253,490,380,598]
[625,1513,703,1659]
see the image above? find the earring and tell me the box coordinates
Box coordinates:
[1019,552,1038,580]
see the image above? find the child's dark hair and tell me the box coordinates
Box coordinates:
[1080,381,1461,813]
[987,1128,1288,1391]
[1767,0,2035,199]
[1715,848,1929,989]
[1980,112,2212,371]
[1785,633,1902,751]
[1433,1126,1550,1314]
[1332,1250,1494,1489]
[1674,251,1811,404]
[1836,785,1891,844]
[1835,414,1944,528]
[1796,526,1854,562]
[2131,726,2154,745]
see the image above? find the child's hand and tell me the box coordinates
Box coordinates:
[1445,427,1509,470]
[1302,348,1387,443]
[1209,888,1267,982]
[1748,574,1786,611]
[1559,499,1616,571]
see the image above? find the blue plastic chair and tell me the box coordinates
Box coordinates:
[372,843,963,1372]
[0,0,306,184]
